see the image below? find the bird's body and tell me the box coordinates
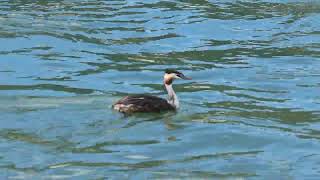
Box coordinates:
[113,94,175,113]
[113,69,191,114]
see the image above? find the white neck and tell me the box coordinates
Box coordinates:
[164,83,179,109]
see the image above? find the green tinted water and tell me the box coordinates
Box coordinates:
[0,0,320,179]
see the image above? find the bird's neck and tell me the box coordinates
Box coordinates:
[164,83,179,109]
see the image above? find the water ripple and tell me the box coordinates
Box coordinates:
[0,0,320,179]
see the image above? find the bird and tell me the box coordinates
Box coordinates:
[113,69,191,114]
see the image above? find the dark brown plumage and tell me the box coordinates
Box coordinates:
[113,95,175,114]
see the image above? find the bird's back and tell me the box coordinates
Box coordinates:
[113,94,175,113]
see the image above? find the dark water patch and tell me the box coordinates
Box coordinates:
[149,170,256,179]
[111,33,181,45]
[225,92,288,103]
[36,76,75,82]
[206,101,320,123]
[46,150,262,170]
[0,84,95,94]
[0,129,54,146]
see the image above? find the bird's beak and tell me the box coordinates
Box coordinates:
[180,74,192,80]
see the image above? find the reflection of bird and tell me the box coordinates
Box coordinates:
[113,69,191,114]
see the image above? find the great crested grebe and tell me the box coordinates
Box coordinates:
[113,69,191,114]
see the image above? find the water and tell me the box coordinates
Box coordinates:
[0,0,320,179]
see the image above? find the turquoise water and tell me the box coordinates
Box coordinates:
[0,0,320,179]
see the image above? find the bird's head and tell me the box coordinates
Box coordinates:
[164,69,191,85]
